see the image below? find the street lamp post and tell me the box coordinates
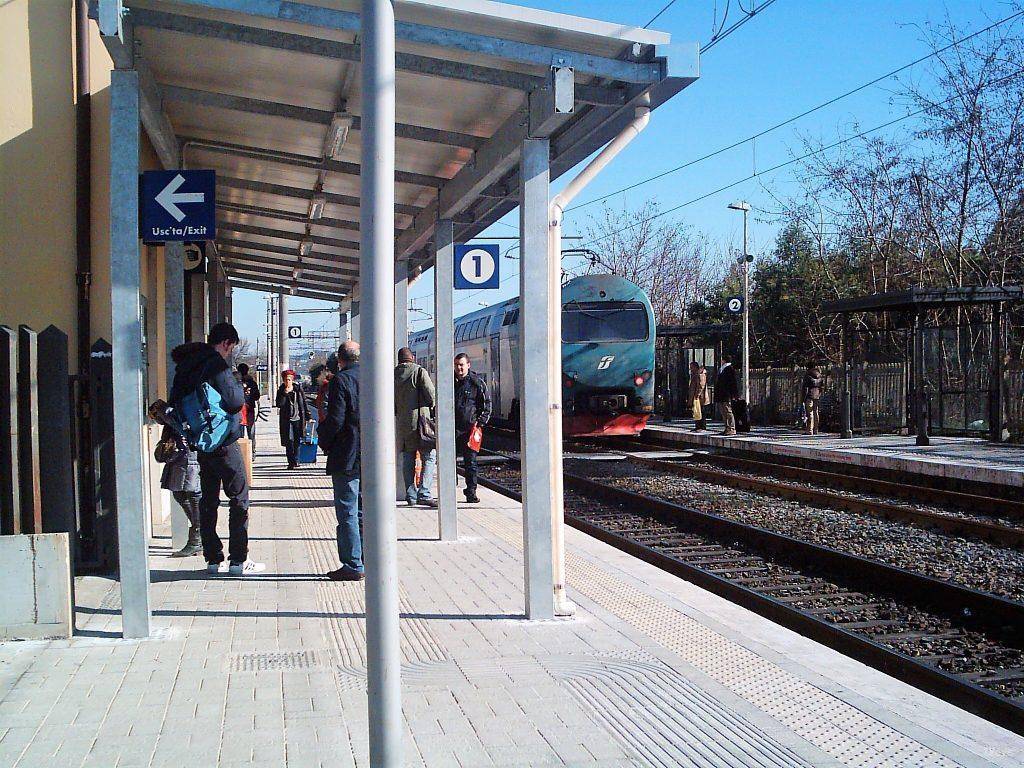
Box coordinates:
[728,201,752,403]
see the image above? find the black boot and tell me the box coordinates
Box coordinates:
[172,527,202,557]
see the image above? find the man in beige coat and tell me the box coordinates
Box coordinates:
[688,361,710,431]
[395,347,437,506]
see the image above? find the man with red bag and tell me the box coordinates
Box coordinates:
[453,353,491,503]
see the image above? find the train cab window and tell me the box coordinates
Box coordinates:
[455,324,466,342]
[562,301,649,342]
[501,311,513,327]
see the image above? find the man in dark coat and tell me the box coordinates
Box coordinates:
[317,341,362,581]
[169,323,263,575]
[454,353,491,503]
[713,354,739,436]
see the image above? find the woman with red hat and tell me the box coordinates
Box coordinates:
[275,369,309,469]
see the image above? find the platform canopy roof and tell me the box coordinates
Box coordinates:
[96,0,697,302]
[823,285,1024,315]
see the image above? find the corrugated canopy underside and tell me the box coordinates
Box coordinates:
[119,0,695,301]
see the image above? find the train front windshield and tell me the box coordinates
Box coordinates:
[562,301,649,343]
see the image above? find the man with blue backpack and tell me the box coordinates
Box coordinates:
[169,322,264,576]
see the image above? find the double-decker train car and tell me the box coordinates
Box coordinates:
[408,274,655,437]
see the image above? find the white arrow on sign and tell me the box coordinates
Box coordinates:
[156,173,205,222]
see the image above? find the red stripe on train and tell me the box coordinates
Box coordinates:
[563,413,649,437]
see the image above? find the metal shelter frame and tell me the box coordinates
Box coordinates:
[94,1,695,762]
[655,323,731,418]
[824,286,1024,445]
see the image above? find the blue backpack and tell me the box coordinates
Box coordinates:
[171,382,233,453]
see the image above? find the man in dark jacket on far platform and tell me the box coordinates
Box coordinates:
[169,323,263,575]
[454,353,491,503]
[713,354,739,436]
[318,341,363,581]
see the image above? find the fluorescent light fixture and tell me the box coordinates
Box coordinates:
[299,238,313,256]
[727,201,751,212]
[325,113,352,159]
[293,266,303,280]
[308,195,326,220]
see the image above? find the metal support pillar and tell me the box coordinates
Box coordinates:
[518,137,555,620]
[841,317,852,438]
[434,219,457,541]
[109,69,151,639]
[164,241,189,549]
[913,309,929,446]
[278,291,290,372]
[990,302,1003,442]
[187,273,208,342]
[394,263,408,500]
[361,1,402,764]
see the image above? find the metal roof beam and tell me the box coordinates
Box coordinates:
[218,176,422,218]
[132,7,537,92]
[396,72,575,261]
[163,85,483,150]
[227,278,345,302]
[218,237,359,266]
[93,11,181,169]
[224,263,350,290]
[220,250,358,278]
[161,0,665,83]
[217,220,360,252]
[216,200,361,232]
[184,136,446,188]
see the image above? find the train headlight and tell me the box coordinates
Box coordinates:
[633,375,645,386]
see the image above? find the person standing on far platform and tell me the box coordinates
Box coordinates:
[714,354,739,436]
[395,347,437,507]
[318,341,363,581]
[276,369,309,469]
[454,353,491,504]
[688,361,710,432]
[801,363,824,435]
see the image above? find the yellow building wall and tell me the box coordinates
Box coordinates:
[0,0,79,359]
[1,5,167,379]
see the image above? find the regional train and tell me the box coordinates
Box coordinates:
[408,274,656,437]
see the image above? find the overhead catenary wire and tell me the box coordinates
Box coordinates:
[576,63,1024,250]
[703,0,780,52]
[647,0,679,30]
[566,7,1024,215]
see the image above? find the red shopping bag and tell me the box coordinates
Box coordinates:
[467,424,483,452]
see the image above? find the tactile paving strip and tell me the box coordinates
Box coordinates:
[551,656,813,768]
[472,510,964,768]
[296,503,449,665]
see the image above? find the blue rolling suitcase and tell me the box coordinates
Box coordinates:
[298,421,318,464]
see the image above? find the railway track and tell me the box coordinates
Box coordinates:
[578,438,1024,548]
[475,439,1024,735]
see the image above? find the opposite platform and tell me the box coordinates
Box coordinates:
[645,419,1024,488]
[1,433,1022,767]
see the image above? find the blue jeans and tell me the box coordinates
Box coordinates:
[331,471,362,572]
[401,448,436,503]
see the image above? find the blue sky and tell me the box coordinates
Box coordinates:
[232,0,1015,349]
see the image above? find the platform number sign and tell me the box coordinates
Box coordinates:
[454,244,500,289]
[726,296,744,314]
[288,326,302,340]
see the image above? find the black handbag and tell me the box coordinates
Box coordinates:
[416,368,437,448]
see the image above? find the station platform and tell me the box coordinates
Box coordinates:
[645,419,1024,488]
[1,434,1022,767]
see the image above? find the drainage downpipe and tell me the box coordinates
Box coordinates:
[74,0,96,567]
[547,102,651,616]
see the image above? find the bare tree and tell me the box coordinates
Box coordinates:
[575,201,727,324]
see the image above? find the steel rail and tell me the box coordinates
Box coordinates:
[475,468,1024,741]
